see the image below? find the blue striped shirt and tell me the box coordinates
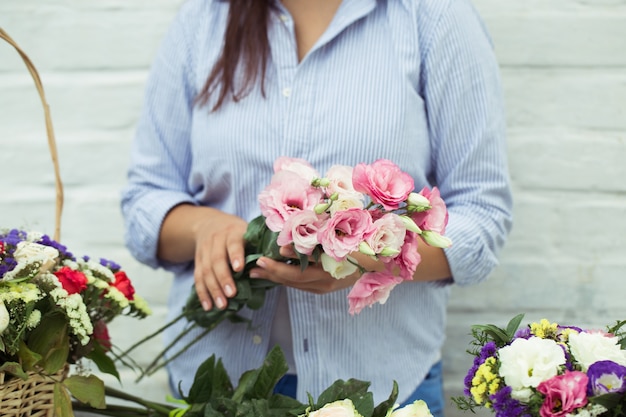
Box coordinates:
[121,0,513,404]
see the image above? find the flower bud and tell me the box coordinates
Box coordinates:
[421,231,452,248]
[311,177,331,188]
[358,241,376,256]
[399,215,422,234]
[314,202,332,214]
[379,247,401,257]
[406,192,431,212]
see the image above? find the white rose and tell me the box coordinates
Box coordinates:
[13,241,59,274]
[307,399,363,417]
[389,400,433,417]
[320,253,358,279]
[568,331,626,371]
[498,337,566,401]
[0,300,10,334]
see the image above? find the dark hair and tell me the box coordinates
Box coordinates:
[195,0,273,112]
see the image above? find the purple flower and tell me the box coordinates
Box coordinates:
[100,258,121,271]
[490,386,531,417]
[514,327,531,339]
[587,360,626,396]
[463,342,498,395]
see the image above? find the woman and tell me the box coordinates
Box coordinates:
[121,1,513,416]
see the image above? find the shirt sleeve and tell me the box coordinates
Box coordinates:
[120,3,199,270]
[420,0,514,286]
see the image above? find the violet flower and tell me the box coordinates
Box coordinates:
[587,360,626,396]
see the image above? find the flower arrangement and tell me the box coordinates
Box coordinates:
[124,157,451,379]
[75,346,434,417]
[0,228,151,415]
[454,314,626,417]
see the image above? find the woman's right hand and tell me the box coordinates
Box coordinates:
[157,204,248,311]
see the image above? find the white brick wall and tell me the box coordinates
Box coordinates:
[1,1,625,416]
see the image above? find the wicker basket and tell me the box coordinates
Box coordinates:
[0,28,66,417]
[0,367,69,417]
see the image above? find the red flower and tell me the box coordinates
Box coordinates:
[112,271,135,300]
[0,241,5,255]
[93,320,112,351]
[54,266,88,294]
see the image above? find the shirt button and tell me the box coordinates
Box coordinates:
[279,14,289,22]
[252,335,262,345]
[282,87,292,98]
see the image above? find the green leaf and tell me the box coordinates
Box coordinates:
[244,215,268,248]
[246,287,268,310]
[505,314,525,338]
[233,279,252,301]
[85,344,120,381]
[350,392,374,417]
[471,324,510,345]
[186,355,233,404]
[54,382,75,417]
[0,361,28,380]
[268,393,308,416]
[247,346,289,400]
[27,312,70,374]
[372,381,399,417]
[232,368,261,404]
[315,379,371,409]
[17,341,42,372]
[64,374,106,409]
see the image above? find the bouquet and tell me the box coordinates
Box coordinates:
[454,314,626,417]
[125,157,451,379]
[0,228,151,415]
[75,345,435,417]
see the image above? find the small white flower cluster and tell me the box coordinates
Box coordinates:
[49,287,93,345]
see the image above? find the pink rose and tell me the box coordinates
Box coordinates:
[273,156,320,182]
[537,371,588,417]
[277,210,328,255]
[410,187,448,234]
[259,170,325,232]
[392,231,421,280]
[54,266,88,294]
[318,208,374,261]
[348,271,402,315]
[352,159,414,210]
[366,213,406,257]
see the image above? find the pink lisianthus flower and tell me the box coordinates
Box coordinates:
[366,213,406,257]
[259,170,325,232]
[410,187,448,234]
[392,231,421,280]
[352,159,414,210]
[347,271,403,315]
[277,210,328,255]
[318,208,374,261]
[273,156,320,182]
[536,371,588,417]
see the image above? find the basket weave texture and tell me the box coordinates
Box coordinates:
[0,367,68,417]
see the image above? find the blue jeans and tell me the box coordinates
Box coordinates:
[273,361,444,417]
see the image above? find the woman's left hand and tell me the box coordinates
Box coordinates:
[248,247,360,294]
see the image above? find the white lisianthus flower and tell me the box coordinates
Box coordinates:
[321,253,358,279]
[14,241,59,274]
[498,337,566,402]
[389,400,433,417]
[568,331,626,371]
[328,195,365,216]
[306,399,363,417]
[0,300,10,334]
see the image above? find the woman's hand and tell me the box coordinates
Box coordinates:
[248,246,361,294]
[157,204,247,311]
